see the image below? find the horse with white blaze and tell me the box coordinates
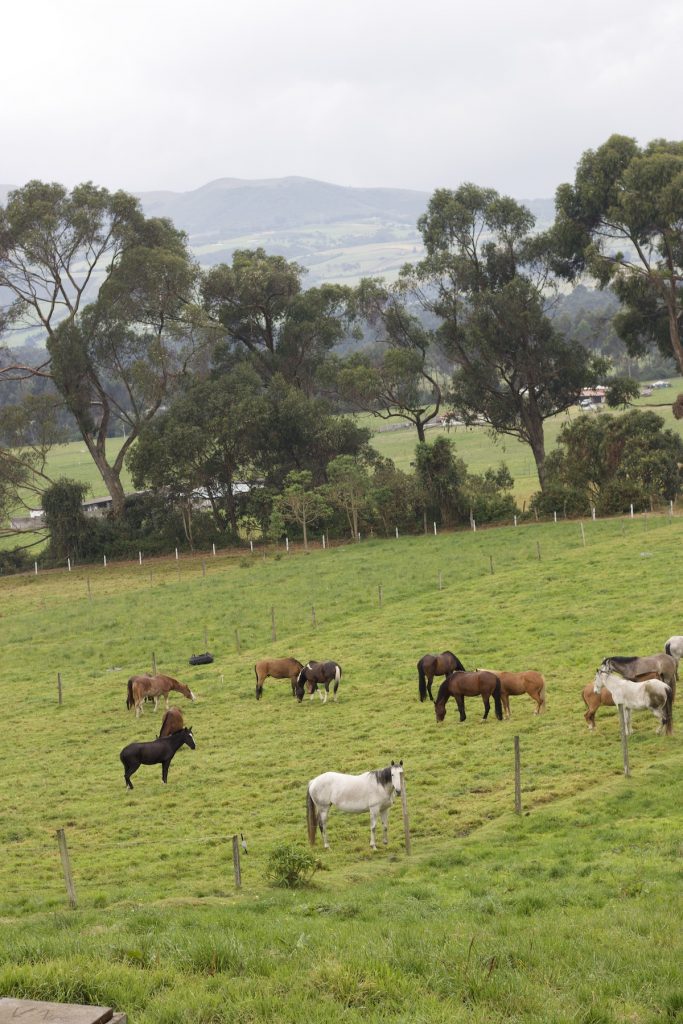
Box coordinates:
[307,762,403,850]
[593,669,672,736]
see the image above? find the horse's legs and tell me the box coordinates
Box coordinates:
[152,696,159,712]
[427,673,434,703]
[319,685,327,704]
[161,759,171,784]
[481,694,491,721]
[164,693,170,711]
[369,806,378,850]
[502,693,511,720]
[318,806,330,849]
[333,681,340,702]
[135,701,143,718]
[124,760,139,789]
[455,694,466,722]
[379,806,389,846]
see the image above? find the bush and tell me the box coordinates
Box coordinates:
[0,546,33,575]
[266,842,318,888]
[529,482,591,518]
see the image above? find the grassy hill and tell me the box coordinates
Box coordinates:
[0,516,680,1021]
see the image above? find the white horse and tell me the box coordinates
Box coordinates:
[307,762,403,850]
[593,669,672,735]
[665,636,683,664]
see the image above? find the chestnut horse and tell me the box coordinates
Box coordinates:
[254,657,304,700]
[478,669,546,719]
[417,651,466,702]
[159,706,184,737]
[126,674,196,718]
[434,671,503,723]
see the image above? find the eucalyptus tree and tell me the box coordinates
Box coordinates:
[551,135,683,380]
[0,181,202,512]
[404,184,606,489]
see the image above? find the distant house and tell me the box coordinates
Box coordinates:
[10,492,146,532]
[578,387,607,409]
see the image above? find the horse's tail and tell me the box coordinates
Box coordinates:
[307,788,318,845]
[335,663,341,683]
[493,677,503,721]
[418,660,427,702]
[126,678,135,710]
[665,641,671,657]
[664,684,674,736]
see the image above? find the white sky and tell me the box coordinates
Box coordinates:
[2,0,681,198]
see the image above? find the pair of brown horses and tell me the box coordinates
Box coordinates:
[418,652,547,720]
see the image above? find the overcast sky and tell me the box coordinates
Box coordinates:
[2,0,681,199]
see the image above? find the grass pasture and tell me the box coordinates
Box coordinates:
[1,517,682,1022]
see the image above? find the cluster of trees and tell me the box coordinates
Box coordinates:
[1,133,681,561]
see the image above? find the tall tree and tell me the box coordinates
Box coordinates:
[551,135,683,381]
[405,184,606,488]
[202,248,352,393]
[334,279,442,442]
[0,182,201,512]
[273,470,330,550]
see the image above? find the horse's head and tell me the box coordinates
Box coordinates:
[593,668,608,694]
[390,761,403,795]
[182,727,196,750]
[434,700,446,723]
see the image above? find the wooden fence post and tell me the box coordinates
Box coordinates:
[399,769,411,855]
[202,560,206,577]
[514,736,522,814]
[489,555,494,575]
[580,522,586,547]
[271,606,276,642]
[311,606,317,628]
[232,834,242,889]
[618,705,630,777]
[86,577,92,602]
[438,571,442,591]
[152,651,157,676]
[378,584,383,608]
[56,828,77,909]
[204,626,208,649]
[536,541,541,561]
[57,672,62,706]
[235,629,241,654]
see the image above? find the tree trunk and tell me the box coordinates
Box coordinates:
[302,510,308,551]
[85,442,127,514]
[527,424,547,490]
[415,418,426,443]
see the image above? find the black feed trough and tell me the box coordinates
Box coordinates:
[189,652,214,666]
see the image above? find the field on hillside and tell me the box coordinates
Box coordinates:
[1,518,681,1022]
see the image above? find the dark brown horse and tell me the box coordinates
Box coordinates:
[296,661,342,703]
[254,657,304,700]
[126,674,196,718]
[434,671,503,723]
[418,651,466,702]
[158,706,185,737]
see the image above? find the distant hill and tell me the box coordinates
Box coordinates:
[1,177,555,286]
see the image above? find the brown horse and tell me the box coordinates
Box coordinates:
[478,669,546,719]
[417,651,466,702]
[254,657,304,700]
[159,706,185,737]
[126,674,196,718]
[582,672,660,731]
[434,671,503,723]
[296,661,342,703]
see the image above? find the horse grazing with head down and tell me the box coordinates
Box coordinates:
[434,671,503,723]
[593,668,672,735]
[307,762,404,850]
[417,651,466,702]
[126,674,196,718]
[477,669,546,718]
[120,727,196,789]
[158,706,184,737]
[254,657,304,700]
[296,661,342,703]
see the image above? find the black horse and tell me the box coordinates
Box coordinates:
[296,661,342,703]
[120,727,196,789]
[417,651,466,702]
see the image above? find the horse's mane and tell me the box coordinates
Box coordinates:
[606,656,641,665]
[373,767,392,785]
[434,679,450,704]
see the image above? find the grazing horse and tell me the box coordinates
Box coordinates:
[434,671,503,723]
[158,706,184,738]
[126,674,196,718]
[120,727,196,789]
[296,661,342,703]
[307,762,403,850]
[417,651,466,702]
[593,670,672,735]
[601,654,676,728]
[477,669,546,719]
[254,657,304,700]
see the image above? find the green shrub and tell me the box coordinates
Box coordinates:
[266,842,318,888]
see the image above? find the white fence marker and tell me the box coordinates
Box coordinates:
[433,521,437,535]
[138,551,142,565]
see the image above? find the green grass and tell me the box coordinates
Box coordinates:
[1,516,681,1021]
